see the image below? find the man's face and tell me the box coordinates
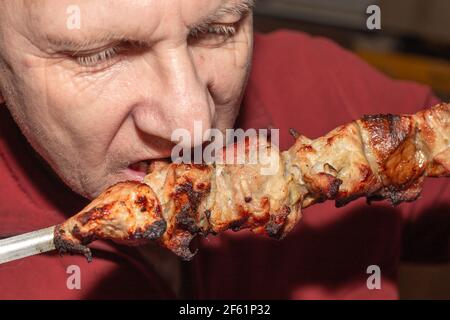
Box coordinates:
[0,0,253,198]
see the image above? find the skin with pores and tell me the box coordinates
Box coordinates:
[0,0,254,199]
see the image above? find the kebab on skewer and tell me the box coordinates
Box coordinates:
[54,103,450,261]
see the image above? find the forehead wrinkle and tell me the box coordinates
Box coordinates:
[18,0,160,51]
[0,0,40,33]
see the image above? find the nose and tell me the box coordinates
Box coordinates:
[131,44,214,149]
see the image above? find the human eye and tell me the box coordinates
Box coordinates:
[191,23,237,38]
[67,41,145,72]
[189,22,241,47]
[75,46,119,68]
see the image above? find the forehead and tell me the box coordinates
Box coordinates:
[9,0,239,47]
[22,0,226,21]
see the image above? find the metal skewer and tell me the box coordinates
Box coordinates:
[0,226,56,264]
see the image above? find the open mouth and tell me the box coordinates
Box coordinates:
[125,158,171,181]
[129,160,150,173]
[125,160,151,180]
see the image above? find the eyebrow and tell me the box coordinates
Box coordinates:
[46,34,129,54]
[45,0,255,53]
[189,0,255,33]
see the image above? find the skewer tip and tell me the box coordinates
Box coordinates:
[289,128,300,139]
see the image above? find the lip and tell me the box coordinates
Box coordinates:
[122,168,147,182]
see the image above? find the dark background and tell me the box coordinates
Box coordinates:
[253,0,450,299]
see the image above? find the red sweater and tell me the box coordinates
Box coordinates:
[0,31,448,299]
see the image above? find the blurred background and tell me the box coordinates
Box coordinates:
[254,0,450,100]
[253,0,450,299]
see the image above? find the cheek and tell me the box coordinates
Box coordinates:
[194,19,253,107]
[36,63,133,150]
[12,56,138,172]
